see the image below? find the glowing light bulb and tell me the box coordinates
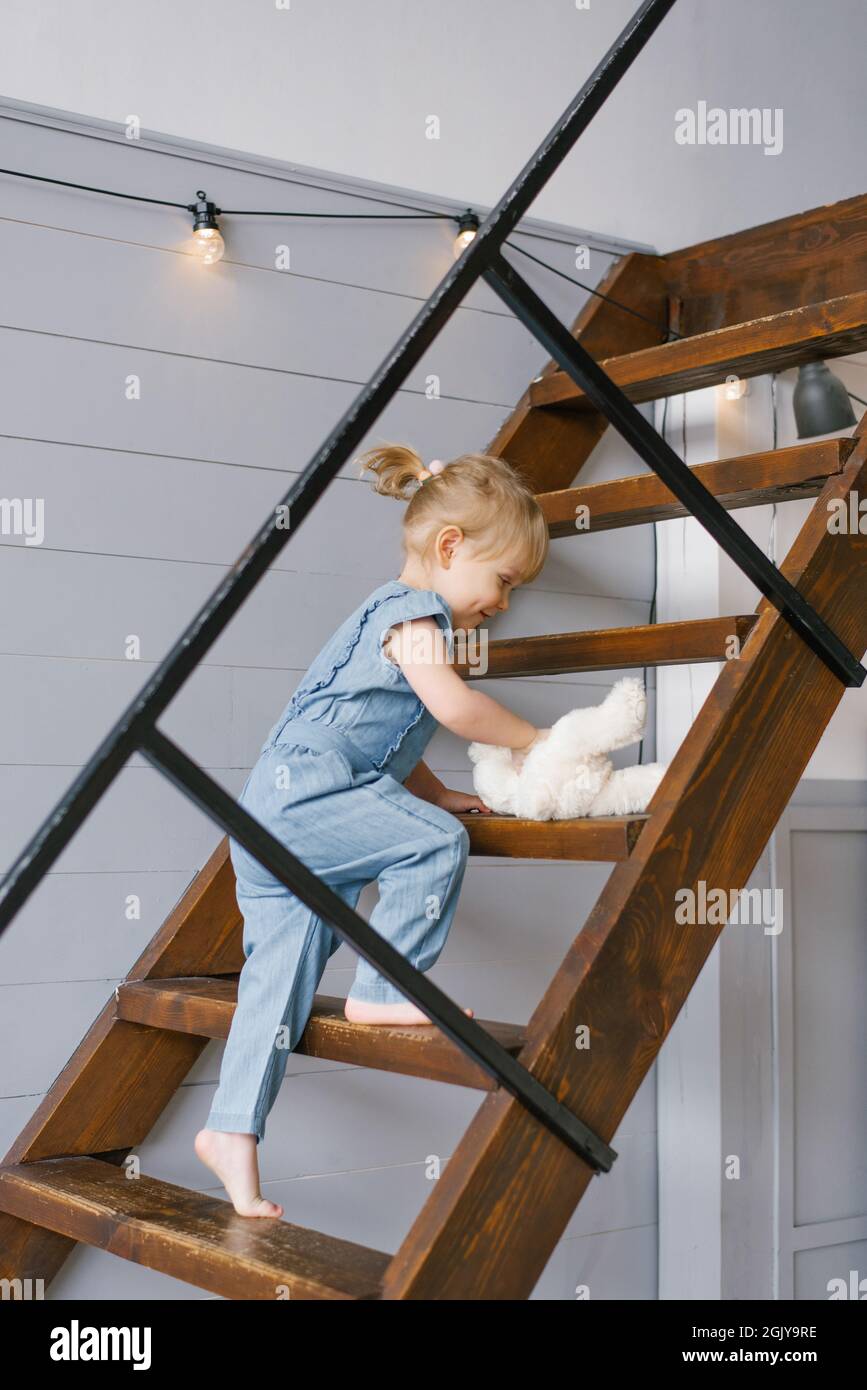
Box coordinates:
[191,226,225,264]
[453,209,480,260]
[189,190,225,265]
[722,373,748,400]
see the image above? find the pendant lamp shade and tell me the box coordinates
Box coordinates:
[793,361,856,438]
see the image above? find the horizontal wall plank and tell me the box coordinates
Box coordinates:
[0,858,616,986]
[0,764,245,876]
[0,547,651,665]
[0,653,657,767]
[0,869,197,985]
[0,434,654,601]
[0,326,514,482]
[0,219,544,405]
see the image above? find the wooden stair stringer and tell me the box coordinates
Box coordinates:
[660,190,867,336]
[379,428,867,1300]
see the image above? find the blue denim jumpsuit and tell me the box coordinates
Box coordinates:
[205,579,472,1143]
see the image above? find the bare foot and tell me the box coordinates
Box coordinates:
[194,1128,284,1218]
[344,997,474,1026]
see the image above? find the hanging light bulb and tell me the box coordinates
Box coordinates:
[722,373,749,400]
[793,361,856,437]
[453,209,480,259]
[188,190,225,264]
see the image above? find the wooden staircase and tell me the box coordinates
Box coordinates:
[2,192,866,1300]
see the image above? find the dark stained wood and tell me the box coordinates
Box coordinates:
[556,252,671,362]
[537,439,855,537]
[116,980,528,1091]
[485,252,670,493]
[131,836,243,979]
[459,813,648,861]
[488,406,609,498]
[380,424,867,1299]
[530,292,867,410]
[455,617,757,679]
[663,191,867,335]
[0,1157,390,1300]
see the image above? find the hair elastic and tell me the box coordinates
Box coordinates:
[419,458,446,483]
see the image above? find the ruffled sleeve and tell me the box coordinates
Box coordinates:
[375,586,455,674]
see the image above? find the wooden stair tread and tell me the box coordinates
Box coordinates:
[460,812,648,860]
[116,981,527,1091]
[0,1156,390,1299]
[456,616,756,679]
[529,292,867,409]
[536,439,855,536]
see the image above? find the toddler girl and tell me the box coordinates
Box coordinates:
[195,444,551,1216]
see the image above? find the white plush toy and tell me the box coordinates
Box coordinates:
[468,676,667,821]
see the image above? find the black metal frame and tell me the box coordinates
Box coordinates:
[1,0,863,1176]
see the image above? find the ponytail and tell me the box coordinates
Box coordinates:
[356,442,426,501]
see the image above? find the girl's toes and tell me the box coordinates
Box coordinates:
[251,1196,283,1218]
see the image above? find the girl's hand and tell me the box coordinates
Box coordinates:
[434,788,494,814]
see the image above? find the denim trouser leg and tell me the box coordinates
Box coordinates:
[204,751,471,1144]
[205,871,364,1145]
[347,803,469,1003]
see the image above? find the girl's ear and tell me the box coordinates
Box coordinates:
[437,525,464,565]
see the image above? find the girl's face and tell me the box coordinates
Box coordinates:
[431,531,525,632]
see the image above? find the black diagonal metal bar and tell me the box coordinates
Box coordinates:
[0,0,677,933]
[139,725,618,1174]
[484,250,866,689]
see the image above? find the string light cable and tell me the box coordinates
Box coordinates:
[0,163,674,331]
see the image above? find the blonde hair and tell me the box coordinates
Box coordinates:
[356,442,549,584]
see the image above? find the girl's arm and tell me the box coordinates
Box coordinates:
[403,759,446,802]
[386,617,542,749]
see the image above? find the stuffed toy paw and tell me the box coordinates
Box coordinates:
[467,677,667,821]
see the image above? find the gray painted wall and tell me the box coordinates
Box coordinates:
[0,105,660,1299]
